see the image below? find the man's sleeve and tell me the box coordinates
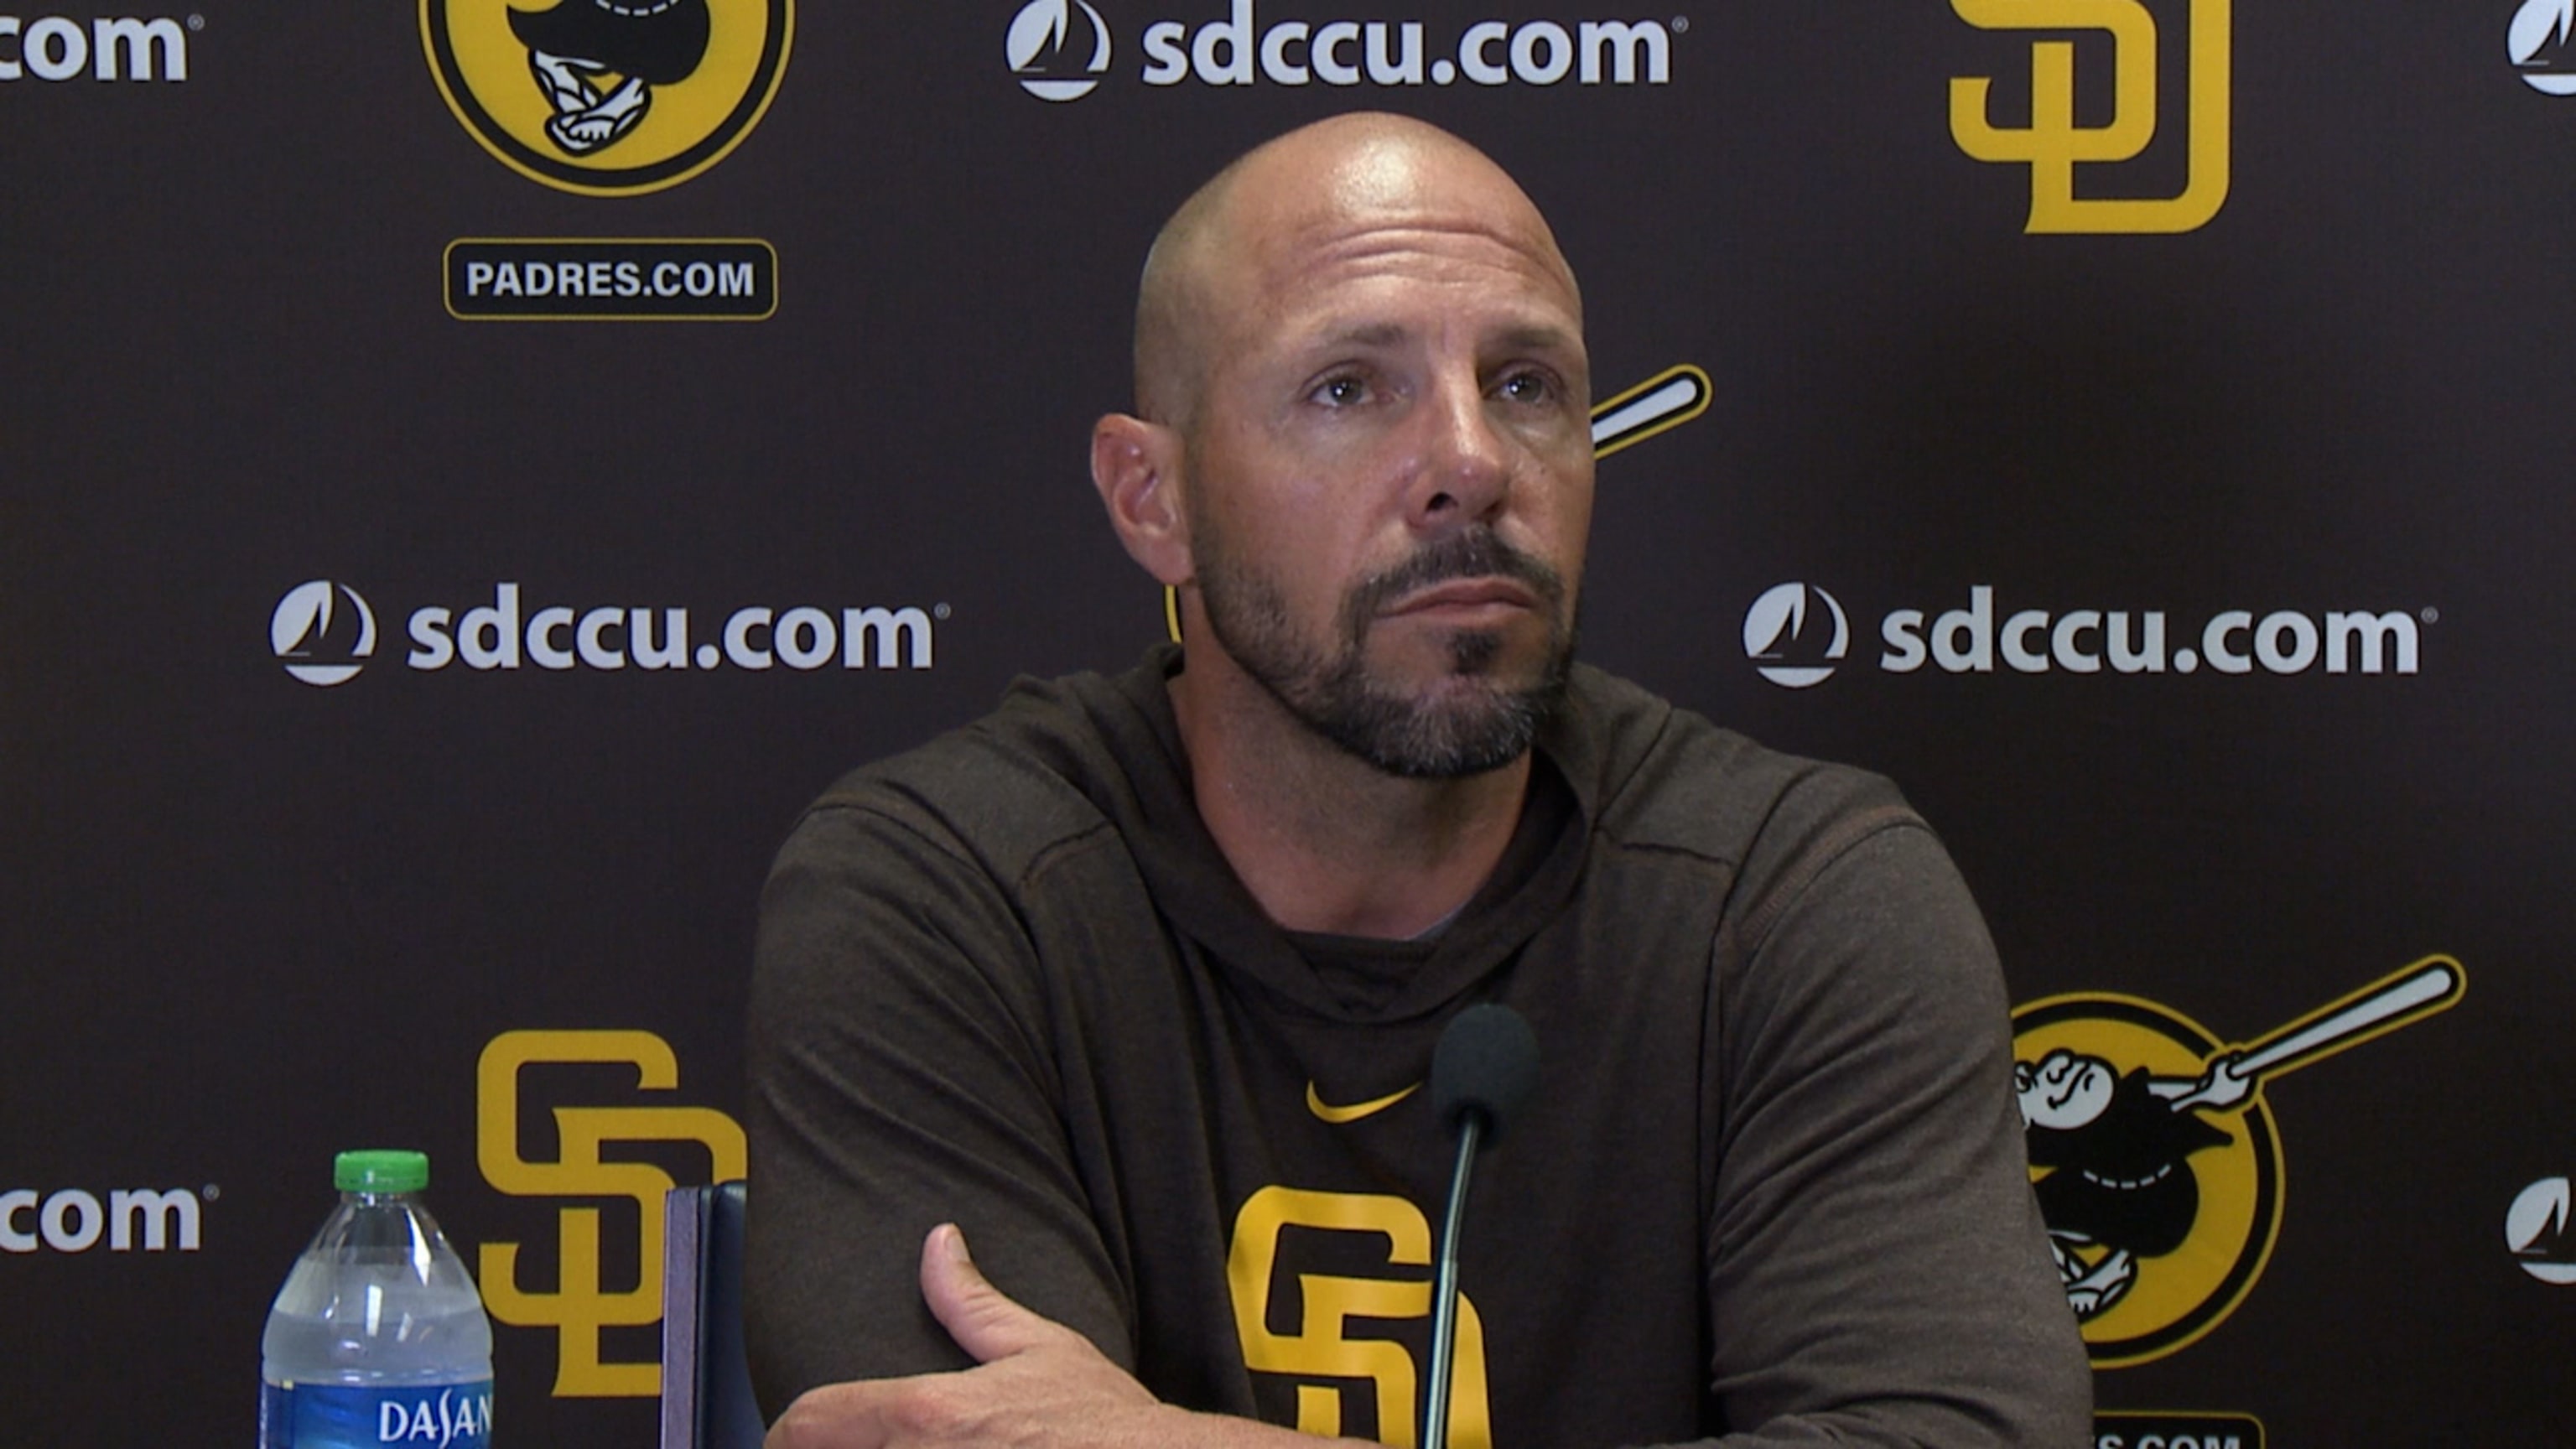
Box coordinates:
[741,795,1135,1420]
[1700,814,2094,1446]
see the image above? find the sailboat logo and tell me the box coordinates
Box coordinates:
[2506,1177,2576,1284]
[272,580,378,688]
[1008,0,1112,101]
[2510,0,2576,94]
[1743,583,1851,689]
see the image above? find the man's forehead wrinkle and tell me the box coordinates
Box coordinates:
[1285,302,1584,352]
[1248,204,1581,313]
[1291,215,1559,263]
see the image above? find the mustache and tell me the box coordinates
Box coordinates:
[1342,528,1567,626]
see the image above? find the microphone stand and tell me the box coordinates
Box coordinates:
[1421,1107,1485,1449]
[1419,1001,1535,1449]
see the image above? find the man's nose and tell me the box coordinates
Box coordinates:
[1406,374,1511,528]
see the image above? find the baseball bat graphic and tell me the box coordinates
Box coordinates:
[2223,956,2464,1084]
[1590,365,1711,459]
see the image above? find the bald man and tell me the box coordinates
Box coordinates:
[745,114,2090,1448]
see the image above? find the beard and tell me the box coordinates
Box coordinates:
[1192,520,1576,779]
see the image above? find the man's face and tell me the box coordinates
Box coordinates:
[1176,148,1595,778]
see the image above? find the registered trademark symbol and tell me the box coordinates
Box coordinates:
[202,1184,221,1200]
[934,603,953,621]
[1670,15,1688,33]
[2421,606,2439,623]
[187,13,205,29]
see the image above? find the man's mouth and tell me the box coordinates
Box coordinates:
[1382,578,1539,617]
[1338,526,1568,649]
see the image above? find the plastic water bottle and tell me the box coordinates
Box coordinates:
[261,1150,495,1448]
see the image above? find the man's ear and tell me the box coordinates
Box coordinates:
[1090,413,1193,587]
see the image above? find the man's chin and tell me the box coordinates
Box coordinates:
[1407,667,1544,717]
[1320,655,1571,779]
[1356,698,1545,778]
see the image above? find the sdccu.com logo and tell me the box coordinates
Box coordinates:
[422,0,792,195]
[3,1183,203,1253]
[0,13,193,82]
[1742,582,2429,688]
[269,579,938,688]
[1005,0,1675,101]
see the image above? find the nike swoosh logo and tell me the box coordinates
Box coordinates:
[1306,1080,1420,1124]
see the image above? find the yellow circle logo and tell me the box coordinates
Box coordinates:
[422,0,792,195]
[2012,995,2281,1368]
[2013,956,2464,1368]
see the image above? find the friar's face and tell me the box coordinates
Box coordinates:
[2017,1047,2119,1130]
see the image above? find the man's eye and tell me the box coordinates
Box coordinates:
[1311,377,1368,407]
[1496,371,1555,404]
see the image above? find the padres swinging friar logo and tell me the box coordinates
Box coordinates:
[2012,954,2462,1367]
[423,0,792,195]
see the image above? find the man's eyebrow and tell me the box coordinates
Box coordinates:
[1295,320,1584,356]
[1488,323,1583,358]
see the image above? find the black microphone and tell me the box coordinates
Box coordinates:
[1422,1004,1538,1449]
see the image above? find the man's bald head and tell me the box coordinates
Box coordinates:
[1132,112,1581,432]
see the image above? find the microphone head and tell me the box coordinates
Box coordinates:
[1429,1004,1540,1142]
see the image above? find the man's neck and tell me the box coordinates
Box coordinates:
[1168,655,1530,941]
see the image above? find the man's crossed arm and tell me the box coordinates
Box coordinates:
[766,1224,1368,1449]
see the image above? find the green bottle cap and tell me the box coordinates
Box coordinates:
[334,1150,429,1194]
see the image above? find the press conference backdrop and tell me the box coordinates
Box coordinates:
[4,1,2569,1443]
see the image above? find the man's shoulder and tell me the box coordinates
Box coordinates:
[785,664,1161,891]
[1561,664,1919,870]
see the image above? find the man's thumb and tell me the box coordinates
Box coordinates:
[919,1223,1059,1363]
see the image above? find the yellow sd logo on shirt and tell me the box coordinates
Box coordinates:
[1229,1187,1493,1447]
[422,0,793,195]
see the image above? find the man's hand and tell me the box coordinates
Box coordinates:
[763,1224,1168,1449]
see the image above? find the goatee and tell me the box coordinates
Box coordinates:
[1195,525,1576,779]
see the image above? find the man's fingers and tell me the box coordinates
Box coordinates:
[769,1232,1164,1447]
[766,1380,895,1449]
[919,1224,1068,1363]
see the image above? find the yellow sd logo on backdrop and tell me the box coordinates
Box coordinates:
[1950,0,2230,233]
[423,0,793,195]
[478,1031,747,1395]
